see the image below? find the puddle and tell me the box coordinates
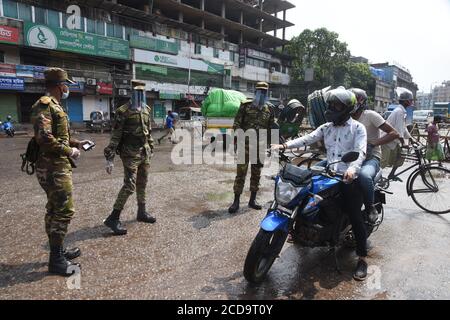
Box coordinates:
[206,192,234,202]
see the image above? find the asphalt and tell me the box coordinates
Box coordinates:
[0,132,449,300]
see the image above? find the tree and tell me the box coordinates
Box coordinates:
[286,28,375,104]
[344,62,376,103]
[286,28,351,87]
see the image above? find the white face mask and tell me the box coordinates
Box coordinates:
[62,88,70,100]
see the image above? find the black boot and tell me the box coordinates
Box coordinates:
[228,194,240,214]
[48,245,80,276]
[137,203,156,223]
[104,209,127,235]
[353,259,368,281]
[63,247,81,260]
[248,191,262,210]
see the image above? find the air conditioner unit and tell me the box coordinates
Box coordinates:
[87,78,97,86]
[118,89,128,96]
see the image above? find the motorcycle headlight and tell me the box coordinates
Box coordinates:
[275,179,303,207]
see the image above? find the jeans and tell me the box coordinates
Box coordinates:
[358,158,380,209]
[341,182,367,257]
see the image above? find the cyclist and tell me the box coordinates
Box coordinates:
[381,88,417,180]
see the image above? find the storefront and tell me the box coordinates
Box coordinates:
[0,77,23,122]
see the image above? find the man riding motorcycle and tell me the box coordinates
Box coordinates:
[272,87,369,281]
[349,88,399,224]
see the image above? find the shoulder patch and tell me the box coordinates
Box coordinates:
[40,96,51,105]
[116,104,129,113]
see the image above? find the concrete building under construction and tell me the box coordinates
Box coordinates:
[0,0,295,125]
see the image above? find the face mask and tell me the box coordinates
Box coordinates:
[131,90,146,111]
[253,90,268,108]
[61,86,70,100]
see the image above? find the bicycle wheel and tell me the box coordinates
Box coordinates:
[409,166,450,214]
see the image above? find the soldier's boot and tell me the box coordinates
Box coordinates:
[104,209,127,235]
[48,245,80,276]
[228,194,240,214]
[63,247,81,260]
[137,203,156,223]
[248,191,262,210]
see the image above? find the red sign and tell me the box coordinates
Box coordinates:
[97,82,113,95]
[0,26,19,44]
[0,63,16,77]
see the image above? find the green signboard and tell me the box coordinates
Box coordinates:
[130,35,179,55]
[160,92,183,100]
[24,22,130,60]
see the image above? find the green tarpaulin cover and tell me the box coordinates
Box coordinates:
[201,89,247,118]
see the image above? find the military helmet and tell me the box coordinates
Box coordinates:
[44,67,75,84]
[131,80,146,91]
[255,82,269,91]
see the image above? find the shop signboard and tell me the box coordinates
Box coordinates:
[24,22,130,60]
[0,77,24,90]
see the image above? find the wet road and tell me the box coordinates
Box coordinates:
[0,133,449,300]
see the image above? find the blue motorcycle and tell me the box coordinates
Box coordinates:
[243,151,386,283]
[1,117,15,137]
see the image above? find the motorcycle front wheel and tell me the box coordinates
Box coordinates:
[243,228,288,284]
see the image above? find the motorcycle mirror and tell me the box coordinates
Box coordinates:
[341,151,360,163]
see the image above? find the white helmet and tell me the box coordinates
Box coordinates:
[396,87,413,101]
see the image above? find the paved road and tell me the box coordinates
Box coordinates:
[0,133,449,300]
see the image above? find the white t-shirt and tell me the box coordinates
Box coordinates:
[383,105,412,150]
[356,110,385,159]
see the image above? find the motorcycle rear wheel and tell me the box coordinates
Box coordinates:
[243,229,288,284]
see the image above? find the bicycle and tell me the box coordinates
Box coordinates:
[379,142,450,214]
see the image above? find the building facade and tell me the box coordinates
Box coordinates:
[370,62,419,113]
[416,92,433,110]
[0,0,295,125]
[432,81,450,104]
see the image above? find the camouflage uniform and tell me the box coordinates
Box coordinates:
[31,95,79,247]
[233,101,275,195]
[105,103,154,210]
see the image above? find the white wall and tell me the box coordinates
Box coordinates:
[82,95,110,121]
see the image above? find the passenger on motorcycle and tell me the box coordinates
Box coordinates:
[349,88,400,225]
[272,87,370,281]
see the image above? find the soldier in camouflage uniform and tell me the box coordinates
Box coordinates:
[228,82,275,214]
[31,68,91,276]
[103,80,156,235]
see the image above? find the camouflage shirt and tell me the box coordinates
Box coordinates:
[233,101,275,132]
[106,103,154,158]
[30,96,79,159]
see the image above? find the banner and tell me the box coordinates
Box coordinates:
[134,49,224,74]
[0,26,20,44]
[0,64,16,77]
[97,82,113,95]
[130,34,178,55]
[16,65,35,78]
[24,22,130,60]
[0,77,24,91]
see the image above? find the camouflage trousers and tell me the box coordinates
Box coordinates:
[233,145,264,195]
[35,157,74,247]
[113,152,151,211]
